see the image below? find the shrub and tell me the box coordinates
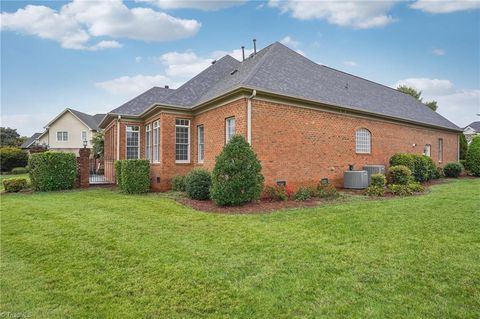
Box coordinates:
[370,173,386,187]
[11,167,28,174]
[387,165,412,185]
[185,169,211,200]
[114,160,123,186]
[211,135,264,206]
[171,175,186,192]
[408,182,425,193]
[390,153,415,172]
[466,136,480,177]
[387,184,413,196]
[3,177,28,192]
[443,162,463,178]
[317,184,339,199]
[459,133,468,160]
[390,153,435,182]
[0,147,28,172]
[264,185,294,201]
[459,159,467,171]
[294,186,315,201]
[120,160,150,194]
[434,167,445,179]
[364,185,385,197]
[29,151,76,191]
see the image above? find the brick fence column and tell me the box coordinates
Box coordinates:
[78,148,91,188]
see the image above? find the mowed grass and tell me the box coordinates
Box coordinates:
[1,180,479,318]
[0,174,29,191]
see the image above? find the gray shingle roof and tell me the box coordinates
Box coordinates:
[109,87,174,116]
[69,109,105,131]
[106,41,460,131]
[21,132,41,148]
[465,121,480,131]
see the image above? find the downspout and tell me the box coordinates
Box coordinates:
[247,90,256,144]
[116,115,121,160]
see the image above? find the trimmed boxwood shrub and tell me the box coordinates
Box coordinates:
[390,153,436,182]
[387,184,413,196]
[364,185,385,197]
[370,173,386,187]
[120,160,150,194]
[435,166,445,179]
[29,151,76,191]
[11,167,28,174]
[443,162,463,178]
[0,147,28,172]
[466,136,480,177]
[3,177,28,192]
[211,135,264,206]
[185,169,211,200]
[171,175,186,192]
[387,165,412,185]
[390,153,415,171]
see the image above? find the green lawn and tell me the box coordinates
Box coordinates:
[0,174,30,191]
[1,180,479,318]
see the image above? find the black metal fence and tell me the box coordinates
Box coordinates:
[89,159,114,184]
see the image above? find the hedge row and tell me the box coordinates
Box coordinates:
[29,151,76,191]
[0,147,28,172]
[389,153,436,182]
[115,160,150,194]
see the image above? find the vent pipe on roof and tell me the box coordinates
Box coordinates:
[253,39,257,54]
[211,59,217,65]
[165,85,169,89]
[241,46,245,61]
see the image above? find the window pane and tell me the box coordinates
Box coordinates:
[153,122,160,162]
[198,126,204,162]
[226,117,235,143]
[438,139,443,162]
[355,128,371,153]
[126,126,139,159]
[175,119,190,161]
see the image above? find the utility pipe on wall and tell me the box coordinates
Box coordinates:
[247,90,256,144]
[116,115,121,160]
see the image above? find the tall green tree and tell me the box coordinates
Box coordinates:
[0,127,26,147]
[397,86,438,111]
[459,133,468,160]
[92,132,104,159]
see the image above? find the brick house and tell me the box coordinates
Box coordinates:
[99,42,461,191]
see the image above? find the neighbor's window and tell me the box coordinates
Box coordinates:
[126,125,140,160]
[438,138,443,162]
[424,144,431,157]
[225,117,235,144]
[153,121,160,163]
[81,131,87,142]
[198,125,204,163]
[355,128,371,154]
[175,119,190,162]
[57,131,68,141]
[145,124,151,162]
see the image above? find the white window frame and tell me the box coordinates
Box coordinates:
[56,131,68,142]
[125,125,140,160]
[438,138,443,162]
[355,128,371,154]
[145,124,151,162]
[225,117,235,144]
[198,125,204,163]
[153,121,160,163]
[175,119,190,163]
[81,130,87,142]
[424,144,431,157]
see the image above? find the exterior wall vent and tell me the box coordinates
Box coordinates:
[343,170,368,189]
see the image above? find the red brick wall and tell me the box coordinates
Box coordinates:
[251,99,459,189]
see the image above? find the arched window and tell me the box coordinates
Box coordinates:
[355,128,371,154]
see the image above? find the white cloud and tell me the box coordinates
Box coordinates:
[268,0,397,28]
[432,48,446,56]
[0,0,201,50]
[135,56,143,63]
[160,51,213,78]
[343,60,358,67]
[410,0,480,14]
[137,0,246,10]
[95,74,180,96]
[0,113,53,136]
[393,77,480,127]
[280,36,300,48]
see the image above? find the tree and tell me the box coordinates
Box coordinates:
[0,127,26,147]
[210,135,264,206]
[397,86,439,111]
[459,133,468,160]
[92,131,104,159]
[466,136,480,176]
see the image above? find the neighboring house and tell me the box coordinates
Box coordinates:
[99,42,461,191]
[463,121,480,144]
[37,108,105,155]
[20,132,42,150]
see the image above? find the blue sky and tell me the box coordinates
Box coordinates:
[1,0,479,136]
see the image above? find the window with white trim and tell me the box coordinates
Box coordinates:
[423,144,431,157]
[126,125,140,159]
[57,131,68,141]
[81,131,87,142]
[153,121,160,163]
[438,138,443,162]
[175,119,190,162]
[225,117,235,144]
[355,128,371,154]
[198,125,204,163]
[145,124,151,162]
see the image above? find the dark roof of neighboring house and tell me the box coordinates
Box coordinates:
[105,41,460,131]
[109,87,175,115]
[21,132,42,148]
[68,109,105,131]
[465,121,480,131]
